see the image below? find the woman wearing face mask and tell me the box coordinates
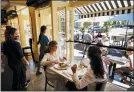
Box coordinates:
[71,46,107,91]
[41,41,66,91]
[3,27,29,90]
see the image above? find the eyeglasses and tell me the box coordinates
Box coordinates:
[52,46,58,48]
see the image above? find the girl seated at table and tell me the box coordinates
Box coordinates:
[71,46,108,91]
[41,40,66,91]
[116,46,134,84]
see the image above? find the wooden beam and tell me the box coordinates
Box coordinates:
[51,1,58,41]
[9,0,26,6]
[18,15,27,47]
[69,0,102,8]
[65,7,69,60]
[16,6,27,12]
[54,1,69,8]
[29,7,39,61]
[6,6,16,12]
[70,7,74,61]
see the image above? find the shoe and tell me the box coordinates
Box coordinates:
[36,71,42,76]
[25,80,31,88]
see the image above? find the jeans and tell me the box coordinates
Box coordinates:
[82,44,88,58]
[37,46,46,73]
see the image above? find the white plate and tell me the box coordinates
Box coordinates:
[54,64,68,70]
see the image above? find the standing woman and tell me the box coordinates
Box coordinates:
[36,25,49,76]
[3,27,29,90]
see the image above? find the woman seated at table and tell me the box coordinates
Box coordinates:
[41,40,66,91]
[71,46,108,90]
[116,46,134,84]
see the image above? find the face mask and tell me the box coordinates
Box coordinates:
[14,35,19,40]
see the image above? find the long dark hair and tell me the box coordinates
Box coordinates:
[38,25,47,44]
[6,27,17,41]
[5,26,12,41]
[87,46,105,78]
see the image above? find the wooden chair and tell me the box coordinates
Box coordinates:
[43,66,54,91]
[108,62,116,80]
[22,38,36,62]
[95,80,107,91]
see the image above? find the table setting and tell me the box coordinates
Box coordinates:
[49,60,88,82]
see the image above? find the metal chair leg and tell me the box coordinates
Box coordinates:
[45,81,47,91]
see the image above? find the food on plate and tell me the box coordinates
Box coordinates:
[59,62,67,68]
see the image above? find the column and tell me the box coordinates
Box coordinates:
[51,1,58,41]
[28,7,39,61]
[18,15,26,47]
[70,7,74,61]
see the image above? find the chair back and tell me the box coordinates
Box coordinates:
[95,80,107,91]
[43,66,47,80]
[28,38,36,62]
[108,62,116,80]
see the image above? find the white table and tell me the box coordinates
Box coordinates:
[49,65,88,82]
[49,67,73,82]
[105,55,129,65]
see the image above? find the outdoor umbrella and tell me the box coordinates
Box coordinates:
[107,13,134,22]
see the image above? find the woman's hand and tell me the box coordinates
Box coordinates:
[26,61,29,66]
[51,60,59,64]
[71,64,77,74]
[80,61,88,68]
[63,57,67,61]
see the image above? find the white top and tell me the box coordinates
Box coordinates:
[129,54,134,69]
[41,53,60,74]
[83,32,93,42]
[82,58,108,74]
[116,54,134,69]
[72,60,108,90]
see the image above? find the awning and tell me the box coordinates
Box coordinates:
[75,1,134,14]
[107,13,134,22]
[75,0,134,19]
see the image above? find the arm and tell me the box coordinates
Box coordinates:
[72,69,95,89]
[40,54,58,66]
[21,57,29,65]
[59,57,67,62]
[15,42,29,65]
[41,60,58,66]
[43,35,49,45]
[3,42,6,56]
[80,61,90,69]
[102,56,112,65]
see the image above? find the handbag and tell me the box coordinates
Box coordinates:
[44,45,49,53]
